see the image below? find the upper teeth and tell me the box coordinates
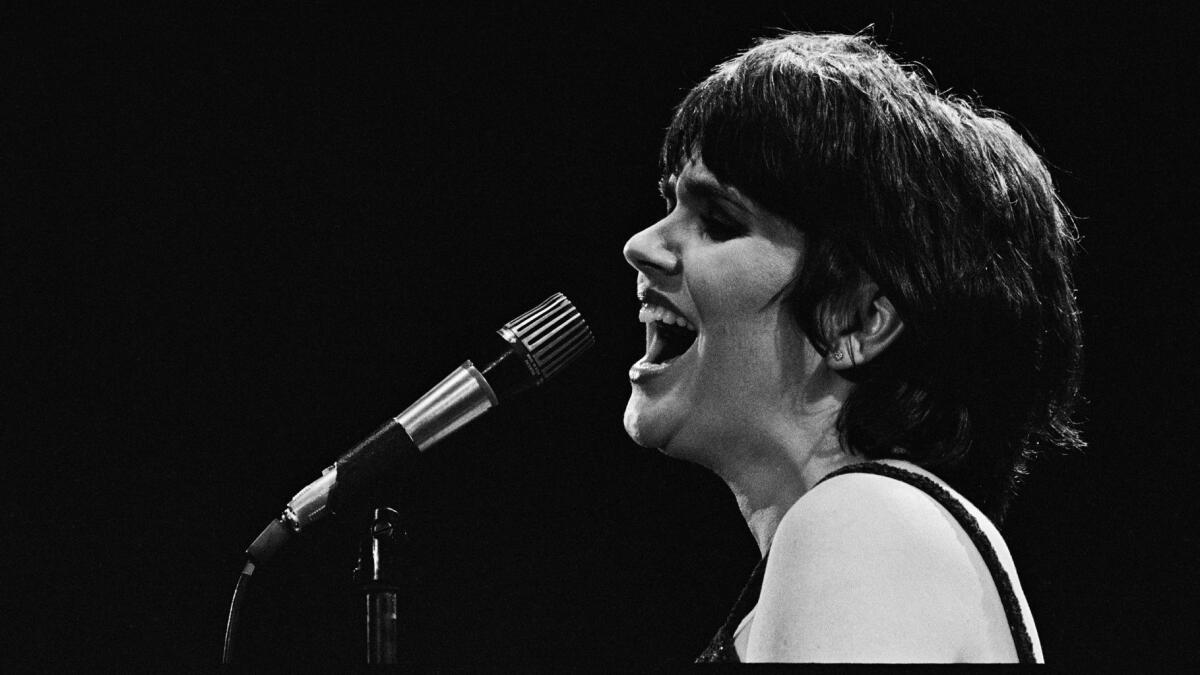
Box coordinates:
[639,303,696,331]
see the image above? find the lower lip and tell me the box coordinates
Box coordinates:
[629,346,693,384]
[629,358,669,383]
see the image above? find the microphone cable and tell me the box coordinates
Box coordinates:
[221,560,255,664]
[218,293,594,662]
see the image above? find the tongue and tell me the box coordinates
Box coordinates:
[655,323,696,363]
[646,330,668,364]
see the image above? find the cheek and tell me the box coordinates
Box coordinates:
[691,244,800,321]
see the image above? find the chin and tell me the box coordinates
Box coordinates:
[623,392,674,449]
[624,395,712,464]
[623,397,656,448]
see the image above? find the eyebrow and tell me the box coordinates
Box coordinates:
[682,176,752,216]
[659,173,750,215]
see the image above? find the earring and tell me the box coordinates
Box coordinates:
[832,349,844,361]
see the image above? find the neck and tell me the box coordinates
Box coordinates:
[712,416,857,556]
[700,349,859,556]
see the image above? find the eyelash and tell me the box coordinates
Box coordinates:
[699,212,743,242]
[661,194,745,242]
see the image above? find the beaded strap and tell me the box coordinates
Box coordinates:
[696,462,1037,663]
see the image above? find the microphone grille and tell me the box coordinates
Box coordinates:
[498,293,595,385]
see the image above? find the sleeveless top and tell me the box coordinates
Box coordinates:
[695,462,1037,663]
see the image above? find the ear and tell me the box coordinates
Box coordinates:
[827,285,905,370]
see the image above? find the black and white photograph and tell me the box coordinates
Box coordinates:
[10,2,1198,668]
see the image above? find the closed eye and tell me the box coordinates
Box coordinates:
[699,209,746,242]
[659,172,748,241]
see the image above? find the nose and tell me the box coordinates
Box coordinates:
[623,219,680,277]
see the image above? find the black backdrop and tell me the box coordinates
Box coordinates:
[11,2,1199,669]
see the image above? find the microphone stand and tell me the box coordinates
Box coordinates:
[355,506,407,664]
[228,293,593,663]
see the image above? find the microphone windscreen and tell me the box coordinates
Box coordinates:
[498,293,595,385]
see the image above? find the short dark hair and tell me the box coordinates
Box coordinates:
[661,32,1084,522]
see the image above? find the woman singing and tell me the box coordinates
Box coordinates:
[623,32,1082,663]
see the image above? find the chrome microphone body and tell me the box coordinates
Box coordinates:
[281,361,498,535]
[245,293,593,567]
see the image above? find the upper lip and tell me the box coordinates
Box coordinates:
[638,287,692,325]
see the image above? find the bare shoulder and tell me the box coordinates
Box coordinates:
[781,469,953,540]
[771,471,981,597]
[745,469,1012,662]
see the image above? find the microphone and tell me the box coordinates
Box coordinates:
[243,292,594,567]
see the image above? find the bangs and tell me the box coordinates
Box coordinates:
[652,31,1083,520]
[660,40,868,232]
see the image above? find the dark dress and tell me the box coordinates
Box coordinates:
[695,462,1038,663]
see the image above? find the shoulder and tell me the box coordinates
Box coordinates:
[745,468,987,662]
[783,468,952,540]
[773,468,977,576]
[773,468,980,591]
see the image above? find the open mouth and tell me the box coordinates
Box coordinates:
[646,319,698,365]
[638,297,698,367]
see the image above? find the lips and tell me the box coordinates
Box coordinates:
[632,291,699,382]
[638,288,690,325]
[644,317,697,364]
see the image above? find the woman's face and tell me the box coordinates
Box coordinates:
[623,157,819,466]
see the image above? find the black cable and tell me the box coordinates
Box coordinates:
[221,561,256,664]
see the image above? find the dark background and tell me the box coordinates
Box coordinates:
[10,2,1198,669]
